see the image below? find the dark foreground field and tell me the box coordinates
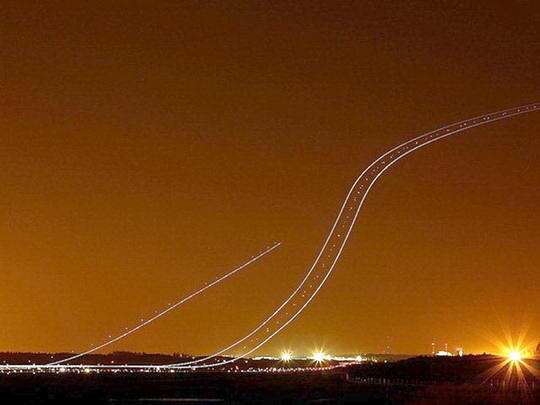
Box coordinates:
[1,355,539,404]
[0,372,416,404]
[1,371,539,405]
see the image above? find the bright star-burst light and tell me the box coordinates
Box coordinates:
[479,329,539,403]
[312,351,327,363]
[507,350,522,362]
[280,351,292,362]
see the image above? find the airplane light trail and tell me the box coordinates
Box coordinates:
[160,102,539,370]
[4,102,538,371]
[47,242,281,366]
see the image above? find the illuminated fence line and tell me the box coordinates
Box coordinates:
[161,102,539,369]
[47,242,281,366]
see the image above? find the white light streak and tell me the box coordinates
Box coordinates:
[47,242,281,366]
[161,102,539,370]
[5,102,539,372]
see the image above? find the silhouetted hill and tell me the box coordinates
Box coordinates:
[347,354,540,384]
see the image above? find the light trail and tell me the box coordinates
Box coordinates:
[46,242,281,366]
[160,102,539,370]
[5,102,538,372]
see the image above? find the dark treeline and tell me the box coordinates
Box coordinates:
[0,351,193,366]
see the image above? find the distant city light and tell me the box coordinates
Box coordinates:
[436,350,453,357]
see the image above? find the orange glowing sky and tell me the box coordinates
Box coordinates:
[1,1,540,357]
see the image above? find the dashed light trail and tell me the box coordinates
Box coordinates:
[47,242,281,366]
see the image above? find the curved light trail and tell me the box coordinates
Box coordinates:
[162,102,539,369]
[47,242,281,366]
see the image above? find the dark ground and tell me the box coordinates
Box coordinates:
[1,355,539,404]
[0,372,419,404]
[1,371,539,405]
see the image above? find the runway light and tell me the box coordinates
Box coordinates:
[312,351,327,363]
[280,351,292,362]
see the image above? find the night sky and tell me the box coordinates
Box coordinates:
[1,1,540,357]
